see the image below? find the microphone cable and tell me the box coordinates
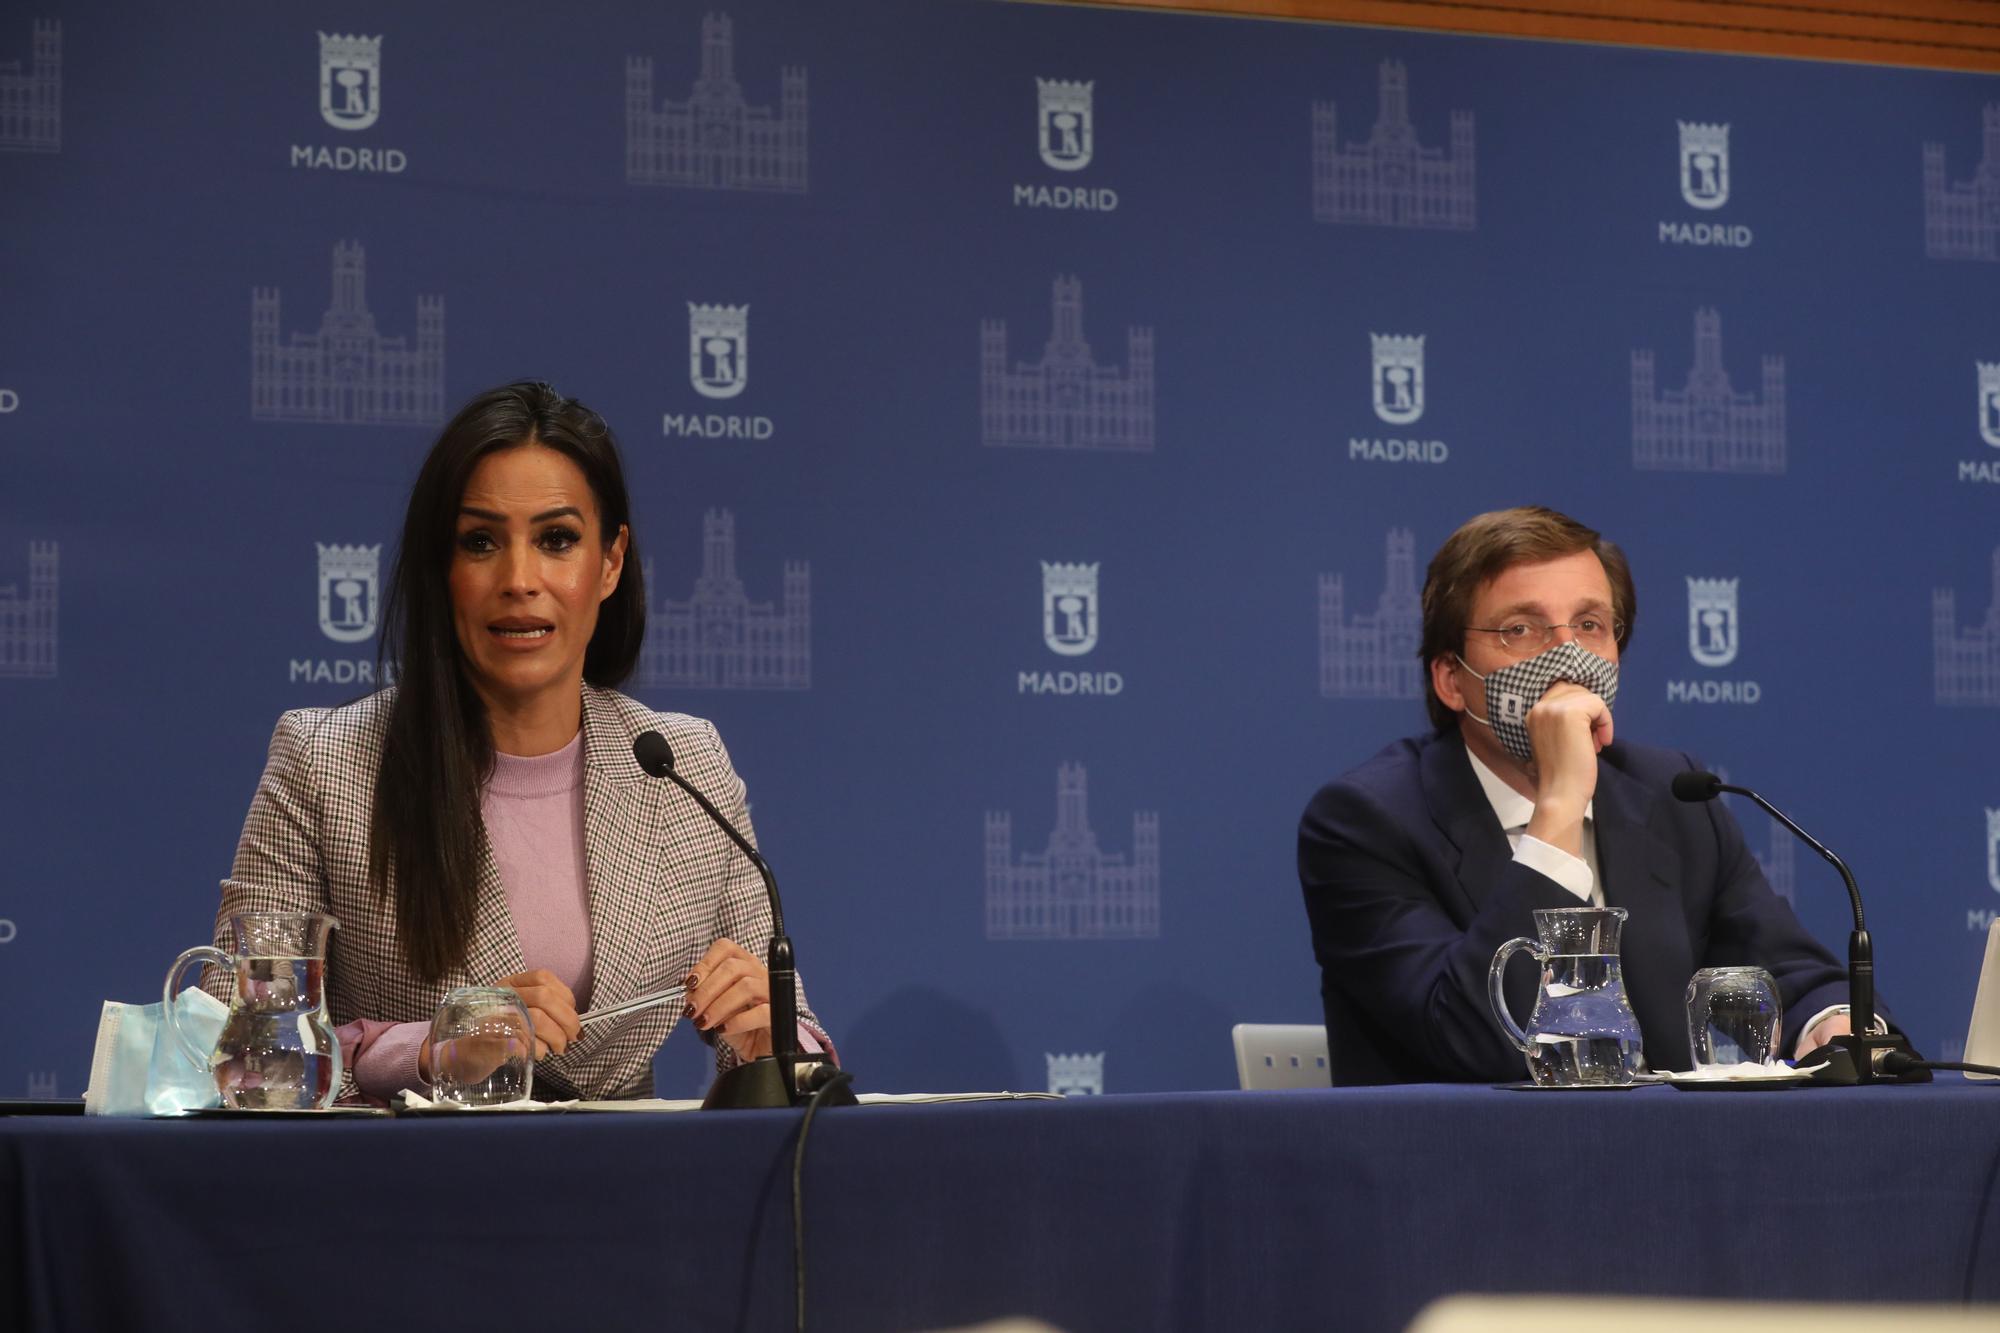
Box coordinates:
[1879,1051,2000,1080]
[791,1065,857,1333]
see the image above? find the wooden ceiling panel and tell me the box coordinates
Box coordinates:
[1041,0,2000,72]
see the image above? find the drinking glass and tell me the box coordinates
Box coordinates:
[1685,966,1783,1070]
[429,986,535,1106]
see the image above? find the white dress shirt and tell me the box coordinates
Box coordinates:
[1464,748,1600,905]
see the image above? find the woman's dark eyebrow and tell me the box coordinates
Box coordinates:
[455,505,583,523]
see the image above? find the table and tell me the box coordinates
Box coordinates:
[6,1083,2000,1333]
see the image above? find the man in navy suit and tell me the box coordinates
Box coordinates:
[1298,506,1858,1084]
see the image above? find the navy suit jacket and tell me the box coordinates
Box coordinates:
[1297,729,1851,1084]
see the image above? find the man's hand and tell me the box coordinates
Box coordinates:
[1794,1012,1854,1060]
[1523,682,1614,856]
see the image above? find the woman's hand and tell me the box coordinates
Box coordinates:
[685,938,774,1061]
[503,968,583,1060]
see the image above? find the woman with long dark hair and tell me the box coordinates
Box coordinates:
[208,381,831,1100]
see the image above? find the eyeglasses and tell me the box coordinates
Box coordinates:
[1466,616,1623,655]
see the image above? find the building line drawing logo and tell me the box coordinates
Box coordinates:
[1717,768,1793,905]
[318,32,380,132]
[0,18,58,153]
[632,510,809,690]
[1319,529,1422,700]
[25,1072,54,1097]
[986,764,1160,941]
[1311,60,1474,230]
[1370,334,1425,425]
[1755,831,1795,906]
[1923,105,2000,262]
[1631,308,1786,474]
[1042,562,1099,656]
[251,241,446,426]
[689,303,749,399]
[1037,78,1093,171]
[1979,362,2000,448]
[1935,547,2000,707]
[1678,121,1729,209]
[626,14,807,192]
[1686,577,1739,668]
[980,277,1154,451]
[317,544,381,644]
[0,540,56,679]
[1046,1052,1104,1096]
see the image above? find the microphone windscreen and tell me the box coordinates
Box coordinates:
[633,730,675,778]
[1671,770,1722,803]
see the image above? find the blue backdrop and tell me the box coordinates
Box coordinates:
[3,1,1998,1100]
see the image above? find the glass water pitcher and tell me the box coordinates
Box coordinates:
[164,911,342,1110]
[1487,906,1645,1086]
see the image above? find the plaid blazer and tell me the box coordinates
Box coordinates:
[208,684,825,1099]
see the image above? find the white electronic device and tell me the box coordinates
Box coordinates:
[1962,918,2000,1080]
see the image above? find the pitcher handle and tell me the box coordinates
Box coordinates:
[1487,936,1538,1053]
[163,947,232,1072]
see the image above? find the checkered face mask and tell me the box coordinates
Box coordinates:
[1455,640,1620,764]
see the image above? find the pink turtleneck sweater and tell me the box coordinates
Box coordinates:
[345,733,594,1099]
[339,732,826,1100]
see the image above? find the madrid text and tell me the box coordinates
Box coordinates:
[0,920,16,945]
[1013,184,1118,212]
[1659,221,1752,248]
[1019,670,1123,696]
[1665,678,1761,704]
[290,658,397,686]
[289,144,408,173]
[663,413,774,440]
[1350,438,1448,464]
[0,389,17,413]
[1961,460,2000,484]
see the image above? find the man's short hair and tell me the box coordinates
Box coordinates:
[1419,506,1637,733]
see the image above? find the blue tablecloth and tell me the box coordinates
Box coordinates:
[6,1083,2000,1332]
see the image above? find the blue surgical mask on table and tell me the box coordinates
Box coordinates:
[1455,639,1620,765]
[83,987,228,1116]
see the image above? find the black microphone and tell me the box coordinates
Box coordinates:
[632,730,849,1109]
[1668,770,1722,804]
[1672,769,1920,1084]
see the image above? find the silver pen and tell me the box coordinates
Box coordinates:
[576,983,687,1029]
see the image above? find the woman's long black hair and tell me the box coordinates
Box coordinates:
[370,381,645,984]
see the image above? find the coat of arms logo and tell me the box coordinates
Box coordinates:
[317,542,381,644]
[1687,576,1740,668]
[1678,121,1729,210]
[318,32,381,133]
[1042,561,1099,656]
[1046,1051,1104,1096]
[688,303,749,400]
[1037,78,1093,172]
[1370,333,1425,426]
[1987,808,2000,894]
[1979,362,2000,448]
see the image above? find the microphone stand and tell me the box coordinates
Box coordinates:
[1708,780,1923,1086]
[634,734,856,1109]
